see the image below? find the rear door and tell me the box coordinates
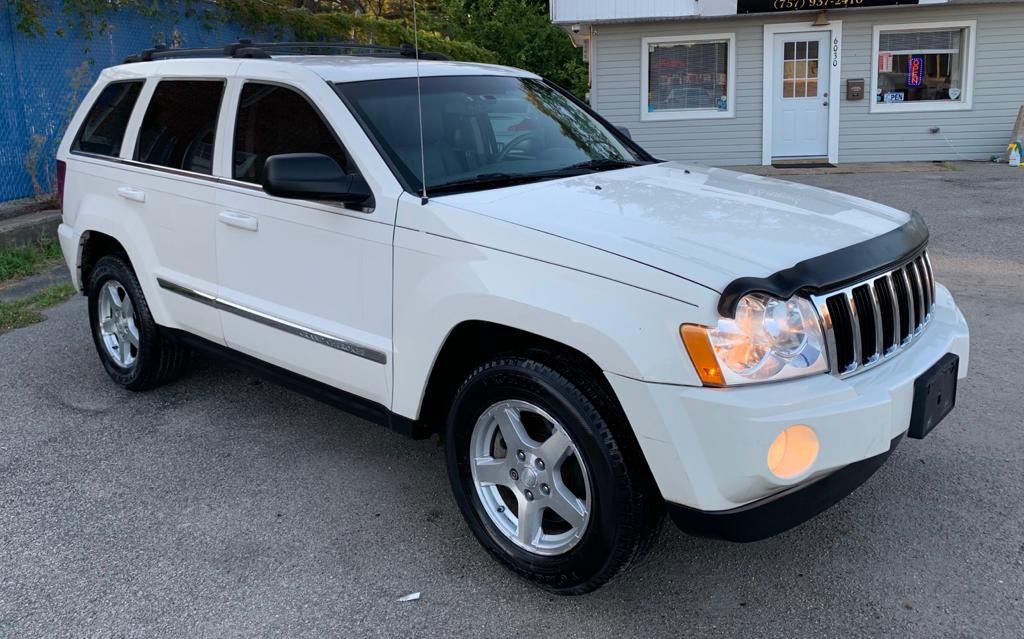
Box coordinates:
[214,79,393,406]
[117,77,227,343]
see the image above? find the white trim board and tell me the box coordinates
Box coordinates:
[870,20,977,114]
[640,33,737,121]
[762,21,843,166]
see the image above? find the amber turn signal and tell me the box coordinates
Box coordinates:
[680,324,725,386]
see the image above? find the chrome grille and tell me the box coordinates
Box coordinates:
[811,251,935,377]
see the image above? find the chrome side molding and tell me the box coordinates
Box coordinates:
[157,278,388,365]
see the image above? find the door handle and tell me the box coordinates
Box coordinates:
[823,101,830,106]
[117,186,146,203]
[218,210,259,232]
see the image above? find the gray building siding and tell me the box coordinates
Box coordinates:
[591,3,1023,165]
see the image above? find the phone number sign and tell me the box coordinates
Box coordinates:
[739,0,920,12]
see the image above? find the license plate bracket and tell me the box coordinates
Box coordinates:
[908,353,959,439]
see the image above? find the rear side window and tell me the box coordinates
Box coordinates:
[72,81,144,157]
[135,80,224,175]
[233,83,351,184]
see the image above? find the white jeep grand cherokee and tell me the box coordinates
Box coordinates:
[56,42,970,594]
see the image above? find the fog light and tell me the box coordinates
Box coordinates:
[767,424,819,479]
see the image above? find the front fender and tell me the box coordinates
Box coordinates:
[390,224,715,421]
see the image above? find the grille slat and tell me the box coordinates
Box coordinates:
[811,250,934,379]
[825,294,856,372]
[916,256,932,313]
[876,274,899,353]
[854,284,881,363]
[907,261,926,332]
[892,268,913,342]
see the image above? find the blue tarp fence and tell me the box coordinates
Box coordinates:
[0,1,255,202]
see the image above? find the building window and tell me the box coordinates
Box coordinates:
[872,21,975,112]
[641,34,736,121]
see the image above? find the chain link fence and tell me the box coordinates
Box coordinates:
[0,1,256,203]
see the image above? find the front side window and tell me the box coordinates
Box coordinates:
[72,81,144,157]
[233,83,352,184]
[873,24,973,110]
[336,75,647,195]
[642,34,735,120]
[135,80,224,174]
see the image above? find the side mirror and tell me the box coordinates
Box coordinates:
[616,126,632,139]
[262,153,371,205]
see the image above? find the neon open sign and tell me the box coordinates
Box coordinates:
[907,56,925,87]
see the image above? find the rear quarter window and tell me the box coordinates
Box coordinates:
[134,80,225,175]
[72,81,144,157]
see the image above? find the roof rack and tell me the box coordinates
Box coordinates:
[123,40,450,64]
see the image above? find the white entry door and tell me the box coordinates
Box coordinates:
[772,32,830,159]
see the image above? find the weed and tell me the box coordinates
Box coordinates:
[0,238,65,283]
[0,283,76,334]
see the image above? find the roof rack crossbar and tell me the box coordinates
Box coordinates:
[123,40,449,64]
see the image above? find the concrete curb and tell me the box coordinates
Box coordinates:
[0,263,73,303]
[0,209,61,251]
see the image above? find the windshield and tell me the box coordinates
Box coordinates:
[335,75,650,195]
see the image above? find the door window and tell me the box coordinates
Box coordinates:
[134,80,225,175]
[783,41,820,99]
[232,83,351,184]
[72,81,144,157]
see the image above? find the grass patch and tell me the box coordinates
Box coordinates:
[0,237,64,283]
[0,283,77,334]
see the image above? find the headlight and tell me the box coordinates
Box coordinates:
[680,294,828,386]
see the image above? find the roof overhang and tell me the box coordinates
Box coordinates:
[548,0,1012,25]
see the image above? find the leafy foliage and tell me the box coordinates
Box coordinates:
[438,0,587,97]
[10,0,587,96]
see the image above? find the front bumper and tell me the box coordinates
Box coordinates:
[607,283,969,536]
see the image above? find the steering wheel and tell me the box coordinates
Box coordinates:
[496,133,543,162]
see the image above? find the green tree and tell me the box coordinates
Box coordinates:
[440,0,587,96]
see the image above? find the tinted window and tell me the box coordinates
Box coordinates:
[135,80,224,174]
[233,83,351,183]
[72,81,143,157]
[336,76,642,194]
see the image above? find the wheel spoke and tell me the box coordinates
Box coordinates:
[473,456,510,487]
[537,427,574,469]
[121,295,135,322]
[548,481,588,531]
[106,283,123,309]
[100,317,117,334]
[126,321,140,348]
[494,405,532,451]
[116,334,128,365]
[516,498,543,546]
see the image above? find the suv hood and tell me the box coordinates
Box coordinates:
[438,162,911,293]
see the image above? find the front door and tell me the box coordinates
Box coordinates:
[772,32,830,159]
[215,81,393,406]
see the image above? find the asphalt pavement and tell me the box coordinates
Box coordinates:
[1,161,1022,637]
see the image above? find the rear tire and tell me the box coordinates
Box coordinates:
[87,254,189,391]
[445,356,662,594]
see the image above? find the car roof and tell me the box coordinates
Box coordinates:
[274,56,538,82]
[103,55,538,83]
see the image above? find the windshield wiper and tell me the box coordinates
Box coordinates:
[428,159,647,196]
[428,172,552,195]
[563,158,646,171]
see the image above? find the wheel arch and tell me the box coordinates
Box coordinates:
[79,230,130,292]
[416,320,621,435]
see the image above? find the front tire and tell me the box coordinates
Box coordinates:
[87,255,188,391]
[445,356,662,594]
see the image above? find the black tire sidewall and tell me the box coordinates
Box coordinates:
[446,360,634,591]
[87,256,152,388]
